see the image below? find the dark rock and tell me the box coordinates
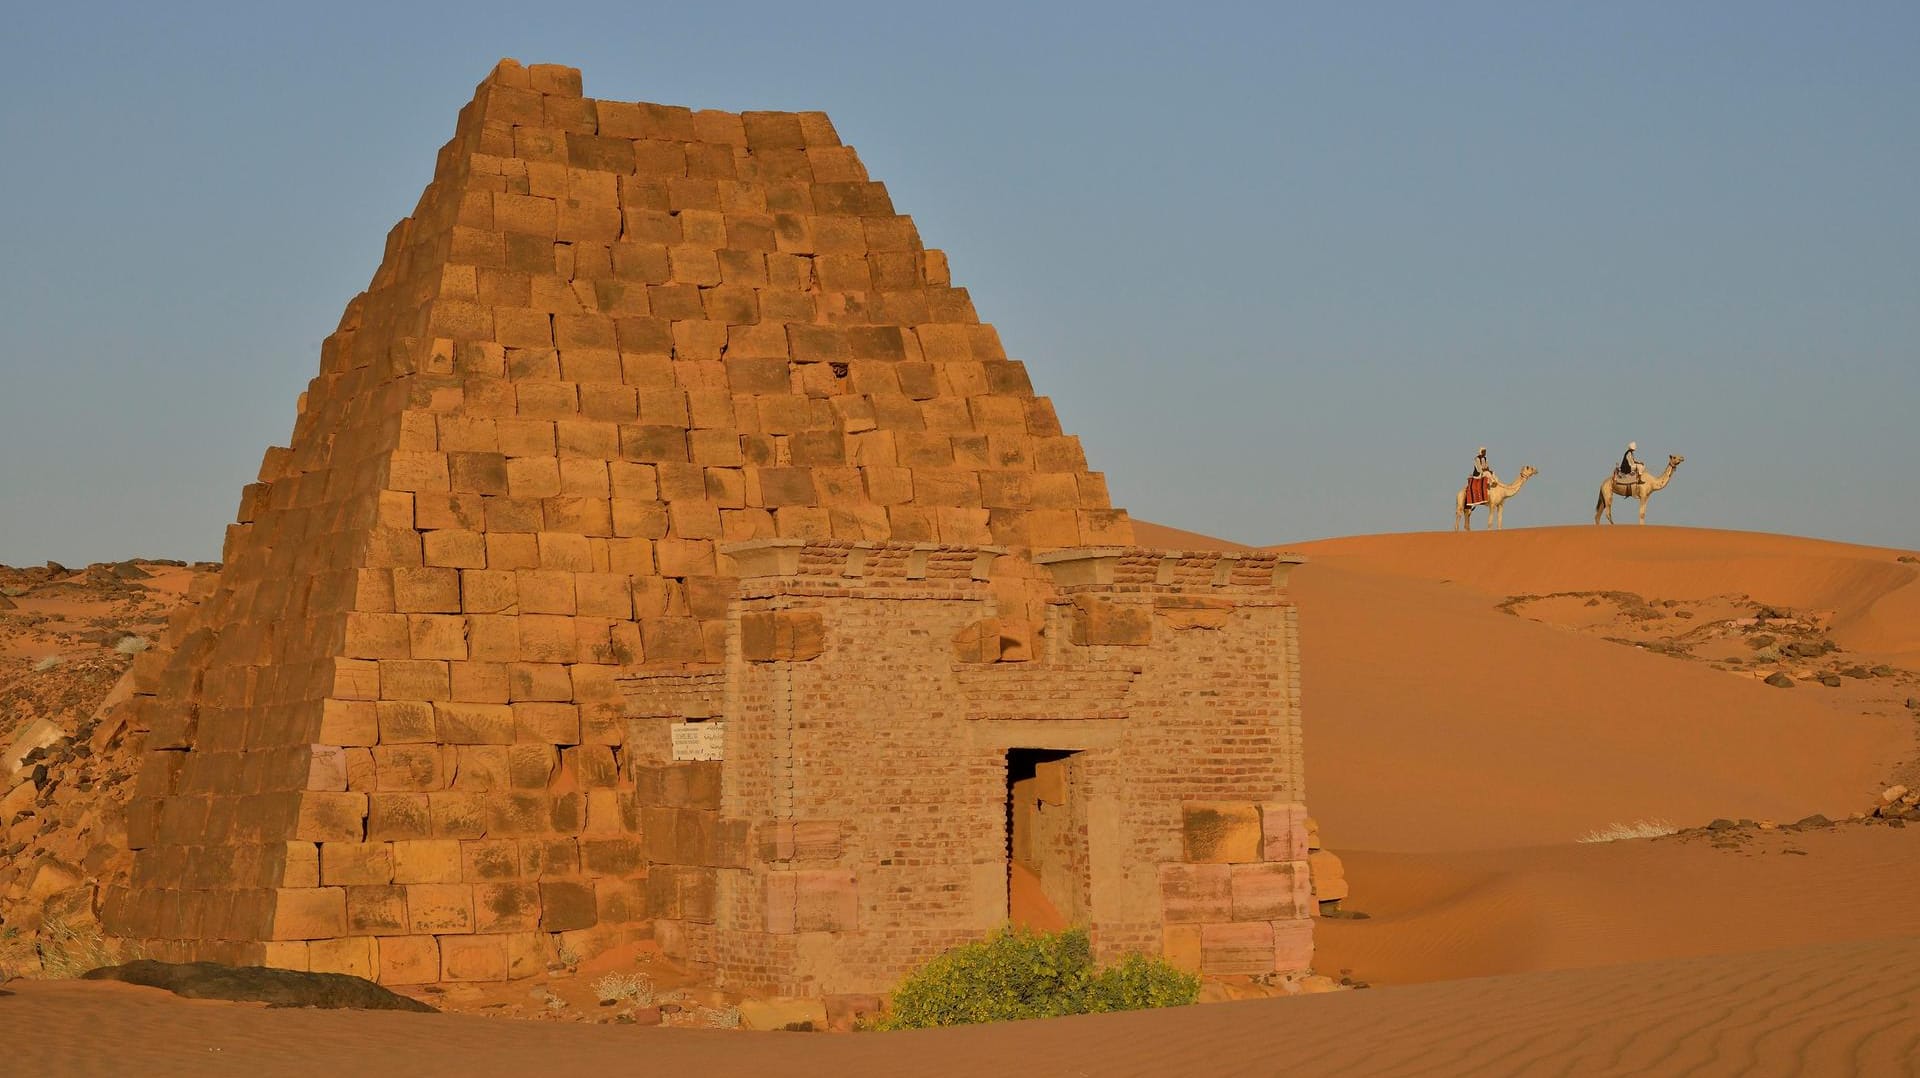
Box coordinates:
[81,960,436,1012]
[44,561,69,575]
[1707,818,1737,830]
[110,561,152,580]
[1818,674,1842,688]
[1765,673,1795,688]
[1793,814,1831,828]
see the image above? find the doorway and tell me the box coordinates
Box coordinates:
[1005,748,1090,930]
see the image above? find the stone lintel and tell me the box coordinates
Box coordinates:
[1035,547,1307,591]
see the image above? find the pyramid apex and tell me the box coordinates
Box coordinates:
[481,58,530,90]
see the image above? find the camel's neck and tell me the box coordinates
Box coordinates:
[1505,472,1532,493]
[1648,463,1678,490]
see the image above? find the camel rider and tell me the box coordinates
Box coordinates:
[1471,447,1492,480]
[1618,441,1644,479]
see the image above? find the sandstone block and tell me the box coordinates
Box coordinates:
[1260,802,1310,863]
[377,934,441,985]
[1230,861,1310,921]
[1158,862,1232,923]
[1273,917,1315,973]
[1070,596,1153,646]
[308,936,377,980]
[435,702,516,744]
[407,883,475,934]
[540,880,598,932]
[1308,849,1349,903]
[295,792,368,842]
[474,882,542,933]
[345,885,408,934]
[740,610,826,662]
[1181,802,1262,864]
[1162,923,1203,974]
[393,839,464,885]
[1200,921,1274,976]
[321,841,396,886]
[268,886,347,941]
[439,933,508,981]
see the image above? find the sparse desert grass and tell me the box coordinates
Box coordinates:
[115,635,151,654]
[1579,819,1679,843]
[33,655,64,672]
[590,971,654,1006]
[0,917,137,980]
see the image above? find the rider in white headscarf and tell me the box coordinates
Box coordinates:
[1618,441,1645,479]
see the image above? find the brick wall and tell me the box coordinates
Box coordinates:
[668,541,1309,995]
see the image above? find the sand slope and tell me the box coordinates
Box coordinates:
[1298,526,1920,664]
[9,933,1920,1077]
[1314,822,1920,985]
[1278,526,1915,852]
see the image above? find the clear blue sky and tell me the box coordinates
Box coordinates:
[2,2,1915,563]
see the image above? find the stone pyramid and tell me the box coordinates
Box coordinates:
[103,59,1134,981]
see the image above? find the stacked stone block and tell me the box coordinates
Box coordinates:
[1161,801,1314,976]
[104,58,1137,982]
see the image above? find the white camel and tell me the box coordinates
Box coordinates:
[1455,466,1539,532]
[1594,454,1684,525]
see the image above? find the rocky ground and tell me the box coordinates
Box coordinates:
[0,560,216,977]
[1497,587,1920,803]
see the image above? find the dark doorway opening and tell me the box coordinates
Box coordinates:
[1005,748,1089,931]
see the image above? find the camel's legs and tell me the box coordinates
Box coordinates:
[1639,495,1649,524]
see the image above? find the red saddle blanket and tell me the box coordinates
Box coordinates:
[1465,476,1490,506]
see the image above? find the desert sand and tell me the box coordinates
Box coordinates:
[7,524,1920,1075]
[1289,526,1917,852]
[6,934,1920,1077]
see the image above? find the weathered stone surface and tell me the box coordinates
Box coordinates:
[1182,802,1263,864]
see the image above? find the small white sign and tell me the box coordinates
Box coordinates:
[670,721,726,761]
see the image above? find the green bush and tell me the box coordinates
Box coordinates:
[881,927,1199,1029]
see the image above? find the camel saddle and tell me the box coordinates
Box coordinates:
[1465,476,1490,506]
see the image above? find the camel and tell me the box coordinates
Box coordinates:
[1595,454,1684,525]
[1455,466,1538,532]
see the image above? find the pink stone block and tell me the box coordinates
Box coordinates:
[764,871,796,934]
[795,869,858,932]
[1158,863,1232,924]
[1200,921,1274,976]
[1230,861,1310,921]
[1273,917,1315,973]
[1260,801,1309,863]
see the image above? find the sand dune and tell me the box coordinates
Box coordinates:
[1297,525,1920,664]
[1130,519,1256,552]
[9,933,1920,1077]
[1270,525,1917,852]
[1314,822,1920,985]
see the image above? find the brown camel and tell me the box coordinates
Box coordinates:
[1595,454,1684,525]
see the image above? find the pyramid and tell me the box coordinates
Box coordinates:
[105,61,1311,994]
[105,59,1130,976]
